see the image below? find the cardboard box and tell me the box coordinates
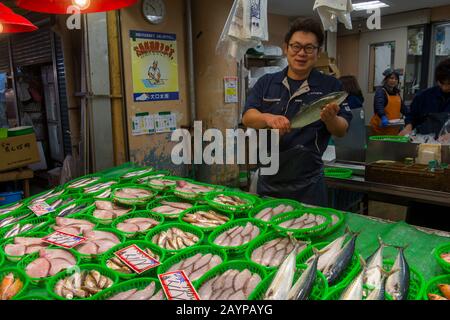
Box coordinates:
[0,133,40,172]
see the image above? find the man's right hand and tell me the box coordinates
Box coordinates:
[263,114,291,135]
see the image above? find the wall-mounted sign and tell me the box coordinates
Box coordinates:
[130,30,179,102]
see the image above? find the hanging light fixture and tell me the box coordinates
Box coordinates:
[16,0,138,14]
[0,3,37,33]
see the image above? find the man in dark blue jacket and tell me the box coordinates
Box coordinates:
[401,58,450,137]
[242,18,352,206]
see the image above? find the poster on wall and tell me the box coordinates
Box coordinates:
[130,30,179,102]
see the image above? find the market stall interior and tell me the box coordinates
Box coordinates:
[1,0,450,301]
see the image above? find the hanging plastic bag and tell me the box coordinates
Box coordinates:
[313,0,353,32]
[438,118,450,145]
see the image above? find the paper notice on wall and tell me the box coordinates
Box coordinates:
[224,76,238,103]
[132,112,155,136]
[154,112,177,133]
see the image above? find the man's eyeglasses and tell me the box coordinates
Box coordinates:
[289,43,319,55]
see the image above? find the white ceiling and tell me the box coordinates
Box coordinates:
[268,0,450,18]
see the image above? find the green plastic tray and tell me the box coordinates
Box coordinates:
[194,260,267,300]
[178,205,234,233]
[93,277,164,300]
[112,184,157,207]
[0,267,30,300]
[248,199,303,223]
[423,274,450,300]
[112,210,165,239]
[248,264,329,300]
[0,231,48,263]
[433,243,450,273]
[101,240,165,280]
[46,264,119,300]
[145,222,205,256]
[205,191,258,215]
[270,209,332,238]
[147,195,196,220]
[207,218,268,257]
[324,168,353,179]
[156,245,228,282]
[369,135,409,143]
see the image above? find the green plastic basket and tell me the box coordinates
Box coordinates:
[433,243,450,273]
[0,267,30,300]
[324,168,353,179]
[120,167,155,181]
[369,135,409,143]
[423,275,450,300]
[145,223,205,256]
[178,205,234,233]
[87,199,135,226]
[156,245,228,282]
[112,184,157,207]
[244,231,310,271]
[270,209,332,238]
[0,231,48,263]
[310,208,346,238]
[173,179,225,202]
[101,240,165,280]
[0,247,4,267]
[73,228,126,262]
[132,170,171,185]
[0,216,53,241]
[64,174,104,190]
[248,199,303,223]
[112,210,165,239]
[147,176,183,192]
[17,248,81,286]
[93,277,164,300]
[207,218,268,257]
[248,264,329,300]
[205,191,258,215]
[297,242,362,288]
[46,264,119,300]
[147,195,196,220]
[383,259,425,300]
[194,260,267,300]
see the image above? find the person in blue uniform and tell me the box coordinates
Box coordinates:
[339,75,364,110]
[242,18,352,207]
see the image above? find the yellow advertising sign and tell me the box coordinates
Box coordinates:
[130,30,179,102]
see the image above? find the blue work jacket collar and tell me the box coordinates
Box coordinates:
[273,67,322,87]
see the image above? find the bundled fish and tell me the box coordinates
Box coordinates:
[151,201,193,218]
[83,181,117,194]
[113,188,154,205]
[0,202,23,216]
[136,173,167,185]
[4,236,49,258]
[66,177,101,189]
[29,189,64,205]
[149,178,178,190]
[54,270,114,299]
[441,252,450,264]
[25,249,77,279]
[251,237,309,268]
[75,230,121,256]
[3,221,48,239]
[121,168,154,179]
[107,248,160,274]
[108,282,164,300]
[0,273,24,300]
[182,210,229,228]
[254,204,296,222]
[214,222,260,247]
[428,284,450,300]
[278,213,327,230]
[0,212,33,229]
[198,269,262,300]
[175,180,214,197]
[386,245,410,300]
[212,194,249,208]
[52,217,96,235]
[116,217,161,234]
[152,228,199,251]
[93,200,132,221]
[167,253,223,281]
[57,203,89,218]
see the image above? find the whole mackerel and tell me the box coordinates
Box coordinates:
[339,256,366,300]
[366,267,396,301]
[307,229,349,271]
[386,246,410,300]
[364,236,388,289]
[287,248,320,300]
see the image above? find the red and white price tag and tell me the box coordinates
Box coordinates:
[28,202,55,217]
[158,270,200,301]
[42,231,87,249]
[114,245,160,274]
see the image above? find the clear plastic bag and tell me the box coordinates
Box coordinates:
[438,118,450,145]
[313,0,353,32]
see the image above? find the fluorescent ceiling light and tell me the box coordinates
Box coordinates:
[352,1,389,11]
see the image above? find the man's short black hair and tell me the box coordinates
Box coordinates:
[436,58,450,84]
[284,18,324,47]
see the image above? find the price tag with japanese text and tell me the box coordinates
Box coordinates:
[42,231,87,249]
[28,202,55,217]
[115,245,160,274]
[158,270,200,300]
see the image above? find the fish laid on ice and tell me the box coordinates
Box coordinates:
[152,228,199,251]
[214,222,260,248]
[54,270,114,299]
[167,253,223,281]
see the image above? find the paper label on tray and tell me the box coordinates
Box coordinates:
[114,245,160,274]
[28,202,55,217]
[158,270,200,300]
[42,231,87,249]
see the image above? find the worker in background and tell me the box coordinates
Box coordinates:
[400,58,450,137]
[369,68,406,136]
[339,75,364,110]
[242,18,352,207]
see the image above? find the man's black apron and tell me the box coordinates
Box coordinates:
[415,112,450,138]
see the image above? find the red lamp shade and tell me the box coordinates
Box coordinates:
[16,0,138,14]
[0,3,37,33]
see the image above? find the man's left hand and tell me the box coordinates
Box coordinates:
[320,103,340,124]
